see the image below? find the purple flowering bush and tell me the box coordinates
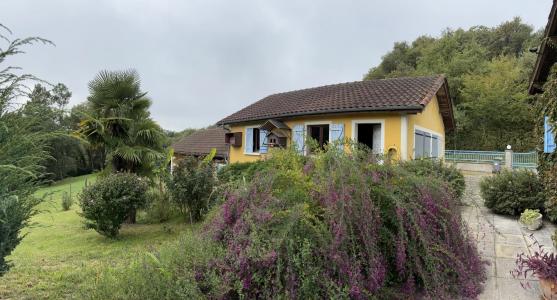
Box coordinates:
[205,147,487,299]
[512,235,557,285]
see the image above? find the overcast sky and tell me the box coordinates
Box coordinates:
[2,0,553,130]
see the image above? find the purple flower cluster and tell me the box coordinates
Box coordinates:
[512,235,557,284]
[202,151,487,299]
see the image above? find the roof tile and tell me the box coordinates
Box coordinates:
[217,75,446,125]
[172,127,228,158]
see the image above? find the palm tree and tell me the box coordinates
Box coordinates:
[77,70,166,222]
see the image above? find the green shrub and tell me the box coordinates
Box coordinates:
[480,170,545,216]
[400,159,466,199]
[0,195,39,275]
[61,192,73,211]
[144,188,176,223]
[217,160,269,183]
[79,173,149,237]
[167,157,216,223]
[86,234,224,299]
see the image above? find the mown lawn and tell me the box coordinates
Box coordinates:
[0,174,192,299]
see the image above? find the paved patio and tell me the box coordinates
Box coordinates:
[461,174,556,300]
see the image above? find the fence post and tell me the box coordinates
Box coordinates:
[504,146,513,170]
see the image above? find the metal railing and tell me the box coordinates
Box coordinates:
[444,150,505,164]
[512,152,538,169]
[444,150,538,169]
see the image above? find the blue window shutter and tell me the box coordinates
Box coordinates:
[330,123,344,150]
[432,136,439,158]
[293,125,305,154]
[424,132,431,158]
[414,131,424,159]
[245,128,253,153]
[260,129,268,153]
[545,116,556,153]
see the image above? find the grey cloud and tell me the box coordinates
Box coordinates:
[2,0,552,130]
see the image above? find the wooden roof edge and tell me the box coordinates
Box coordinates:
[529,1,557,94]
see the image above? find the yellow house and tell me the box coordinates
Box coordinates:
[217,75,455,163]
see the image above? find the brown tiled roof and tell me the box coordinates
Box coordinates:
[172,127,228,158]
[217,75,454,129]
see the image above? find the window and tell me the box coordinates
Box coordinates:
[308,124,329,150]
[414,129,440,159]
[245,127,261,154]
[252,128,260,153]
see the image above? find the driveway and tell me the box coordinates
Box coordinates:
[461,173,557,300]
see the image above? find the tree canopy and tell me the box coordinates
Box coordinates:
[77,70,166,176]
[364,17,540,151]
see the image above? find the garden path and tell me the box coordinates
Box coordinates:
[461,173,557,300]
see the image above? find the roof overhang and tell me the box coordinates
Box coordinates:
[529,1,557,94]
[436,78,455,131]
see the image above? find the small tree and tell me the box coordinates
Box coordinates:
[167,156,215,223]
[0,24,52,275]
[79,173,148,238]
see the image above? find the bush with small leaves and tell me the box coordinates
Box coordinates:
[480,170,545,216]
[400,159,466,199]
[167,157,216,223]
[144,188,176,223]
[79,173,149,237]
[61,192,73,211]
[217,160,269,183]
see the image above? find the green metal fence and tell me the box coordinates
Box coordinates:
[444,150,537,169]
[512,152,538,169]
[444,150,505,164]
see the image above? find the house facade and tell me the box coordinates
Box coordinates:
[217,75,454,163]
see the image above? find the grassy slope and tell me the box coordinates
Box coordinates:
[0,174,190,299]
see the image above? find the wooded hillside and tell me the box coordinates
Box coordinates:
[365,17,540,151]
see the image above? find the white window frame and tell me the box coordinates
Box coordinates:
[304,120,333,155]
[244,125,262,156]
[351,119,385,154]
[413,125,443,159]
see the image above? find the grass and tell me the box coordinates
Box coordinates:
[0,173,192,299]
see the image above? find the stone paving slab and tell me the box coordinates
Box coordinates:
[462,174,556,300]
